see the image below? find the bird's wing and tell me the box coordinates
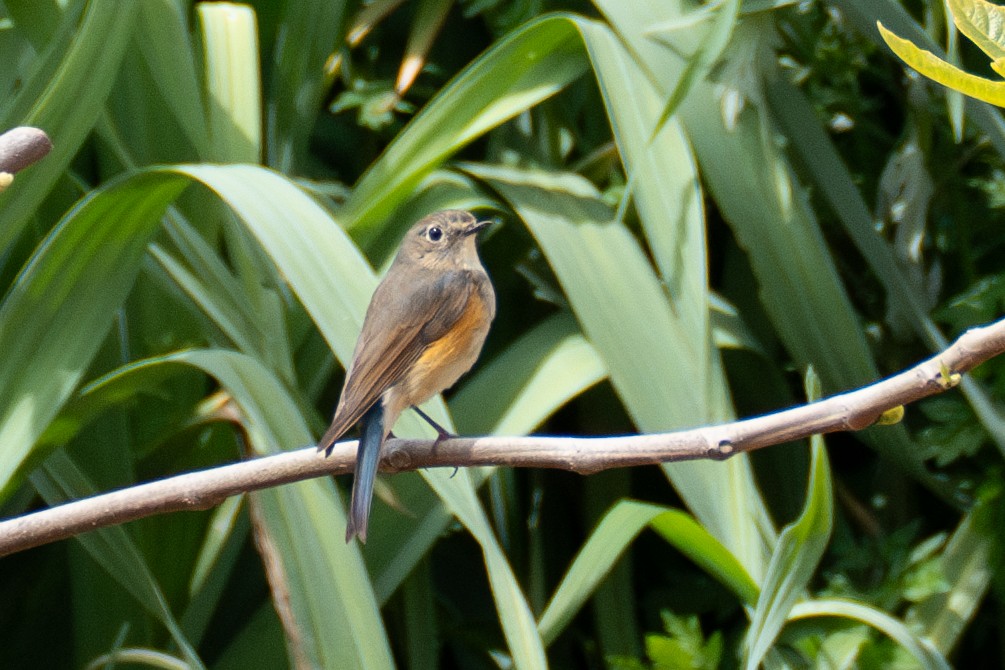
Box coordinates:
[318,270,474,450]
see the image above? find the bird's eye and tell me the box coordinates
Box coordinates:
[426,226,443,242]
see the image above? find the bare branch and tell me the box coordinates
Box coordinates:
[0,127,52,175]
[2,318,1004,557]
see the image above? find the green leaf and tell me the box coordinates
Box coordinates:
[947,0,1005,62]
[790,599,951,670]
[171,163,374,370]
[135,0,208,153]
[587,0,783,578]
[574,18,709,367]
[0,0,140,250]
[649,508,761,607]
[0,171,190,496]
[538,500,758,645]
[744,427,833,669]
[342,13,589,241]
[32,450,205,669]
[879,21,1005,106]
[198,3,262,162]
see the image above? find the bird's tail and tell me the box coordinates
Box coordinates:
[345,403,384,543]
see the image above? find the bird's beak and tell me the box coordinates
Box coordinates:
[464,219,492,236]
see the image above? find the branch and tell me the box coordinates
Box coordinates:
[2,318,1005,557]
[0,127,52,174]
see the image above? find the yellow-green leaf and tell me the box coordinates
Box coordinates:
[948,0,1005,61]
[879,21,1005,106]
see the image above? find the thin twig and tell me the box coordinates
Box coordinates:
[1,318,1004,557]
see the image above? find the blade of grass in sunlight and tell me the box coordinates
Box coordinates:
[468,163,771,574]
[744,433,833,668]
[538,500,758,645]
[342,14,589,243]
[790,599,951,669]
[199,3,262,163]
[0,0,140,251]
[0,172,190,496]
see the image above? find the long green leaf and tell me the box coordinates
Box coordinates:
[538,500,758,645]
[560,9,773,576]
[0,171,190,495]
[342,14,589,242]
[423,467,548,668]
[176,164,375,366]
[0,0,140,250]
[469,163,770,572]
[74,348,393,669]
[790,599,951,670]
[744,432,833,669]
[135,0,208,154]
[32,451,205,669]
[575,18,710,389]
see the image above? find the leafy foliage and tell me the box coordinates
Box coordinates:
[1,0,1004,667]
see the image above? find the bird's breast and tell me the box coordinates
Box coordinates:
[400,288,493,406]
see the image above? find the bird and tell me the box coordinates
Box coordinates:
[318,210,495,543]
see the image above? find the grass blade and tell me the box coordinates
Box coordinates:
[0,0,140,250]
[539,500,758,645]
[0,171,190,495]
[342,14,589,241]
[744,427,833,667]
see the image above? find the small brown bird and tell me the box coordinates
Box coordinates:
[318,210,495,543]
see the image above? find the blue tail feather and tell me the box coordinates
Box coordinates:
[345,403,384,543]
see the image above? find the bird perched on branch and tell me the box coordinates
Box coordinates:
[318,210,495,542]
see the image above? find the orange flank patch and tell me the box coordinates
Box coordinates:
[409,293,491,399]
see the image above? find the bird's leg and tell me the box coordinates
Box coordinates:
[411,405,456,443]
[411,406,460,476]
